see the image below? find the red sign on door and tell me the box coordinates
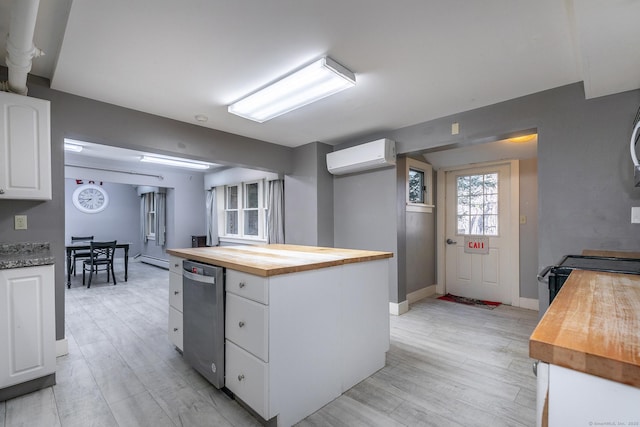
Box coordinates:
[464,236,490,254]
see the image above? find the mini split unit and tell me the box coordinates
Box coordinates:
[326,138,396,175]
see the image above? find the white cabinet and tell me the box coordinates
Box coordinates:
[168,256,183,350]
[224,259,390,426]
[546,364,640,426]
[0,265,55,389]
[0,91,51,200]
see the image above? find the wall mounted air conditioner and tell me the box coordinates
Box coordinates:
[326,138,396,175]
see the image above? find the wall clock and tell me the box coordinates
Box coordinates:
[72,184,109,214]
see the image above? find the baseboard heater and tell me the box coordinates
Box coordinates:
[139,255,169,270]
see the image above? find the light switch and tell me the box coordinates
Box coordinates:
[14,215,27,230]
[451,122,460,135]
[519,215,527,225]
[632,207,640,224]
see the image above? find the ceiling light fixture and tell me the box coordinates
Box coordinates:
[63,140,84,152]
[508,134,537,143]
[228,56,356,123]
[140,155,210,170]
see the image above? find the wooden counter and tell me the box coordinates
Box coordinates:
[166,244,393,277]
[530,269,640,388]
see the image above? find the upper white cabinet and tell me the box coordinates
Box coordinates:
[0,91,51,200]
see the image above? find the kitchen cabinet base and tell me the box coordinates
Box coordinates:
[0,373,55,402]
[232,392,278,427]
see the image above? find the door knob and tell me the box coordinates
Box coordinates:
[446,238,457,245]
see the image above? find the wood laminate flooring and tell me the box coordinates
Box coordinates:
[0,260,539,427]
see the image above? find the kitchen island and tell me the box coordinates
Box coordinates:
[167,244,393,427]
[530,269,640,426]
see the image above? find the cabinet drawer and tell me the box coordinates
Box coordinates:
[169,272,183,311]
[168,306,183,351]
[169,256,183,275]
[225,340,269,420]
[226,269,268,304]
[226,293,268,362]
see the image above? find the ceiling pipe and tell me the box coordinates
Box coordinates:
[2,0,44,95]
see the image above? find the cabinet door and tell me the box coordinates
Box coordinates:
[225,293,268,362]
[0,92,51,200]
[168,306,183,351]
[225,340,269,419]
[0,265,56,388]
[169,272,183,312]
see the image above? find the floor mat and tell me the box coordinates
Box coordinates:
[437,293,501,309]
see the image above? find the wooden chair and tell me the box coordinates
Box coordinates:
[82,241,117,288]
[70,235,94,276]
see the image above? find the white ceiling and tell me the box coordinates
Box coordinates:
[1,0,639,149]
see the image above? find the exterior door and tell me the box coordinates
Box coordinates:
[444,162,516,303]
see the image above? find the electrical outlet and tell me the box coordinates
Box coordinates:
[14,215,27,230]
[632,207,640,224]
[451,122,460,135]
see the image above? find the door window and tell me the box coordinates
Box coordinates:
[456,173,498,236]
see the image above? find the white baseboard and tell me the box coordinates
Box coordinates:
[389,300,409,316]
[518,297,539,311]
[56,338,69,357]
[139,255,169,270]
[407,285,437,304]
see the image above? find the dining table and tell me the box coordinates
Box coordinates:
[65,242,130,288]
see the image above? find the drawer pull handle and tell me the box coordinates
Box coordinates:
[239,282,246,288]
[173,328,179,332]
[238,374,245,382]
[238,321,245,328]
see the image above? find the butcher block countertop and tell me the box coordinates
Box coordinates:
[166,244,393,277]
[530,269,640,387]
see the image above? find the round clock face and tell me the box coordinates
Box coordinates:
[72,184,109,214]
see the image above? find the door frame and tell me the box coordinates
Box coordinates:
[436,160,521,306]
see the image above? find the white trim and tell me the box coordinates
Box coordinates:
[407,285,437,304]
[219,237,268,246]
[56,338,69,357]
[437,159,520,305]
[518,297,539,311]
[389,300,409,316]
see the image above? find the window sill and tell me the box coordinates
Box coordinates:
[406,203,434,213]
[219,236,268,246]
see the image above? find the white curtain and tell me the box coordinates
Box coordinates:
[155,192,166,246]
[267,180,284,243]
[140,195,148,243]
[206,188,219,246]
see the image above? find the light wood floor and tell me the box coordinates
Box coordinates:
[0,260,539,427]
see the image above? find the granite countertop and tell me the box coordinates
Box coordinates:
[530,269,640,388]
[167,244,393,277]
[0,242,55,269]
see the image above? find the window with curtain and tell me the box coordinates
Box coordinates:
[144,192,156,240]
[140,190,166,246]
[221,180,266,241]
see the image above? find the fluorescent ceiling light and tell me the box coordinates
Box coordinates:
[140,155,210,170]
[228,56,356,123]
[63,141,84,152]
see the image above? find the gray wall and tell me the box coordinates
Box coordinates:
[519,158,538,299]
[333,166,399,302]
[334,82,640,312]
[285,142,334,247]
[64,179,141,257]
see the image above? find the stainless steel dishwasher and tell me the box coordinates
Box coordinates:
[182,259,225,389]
